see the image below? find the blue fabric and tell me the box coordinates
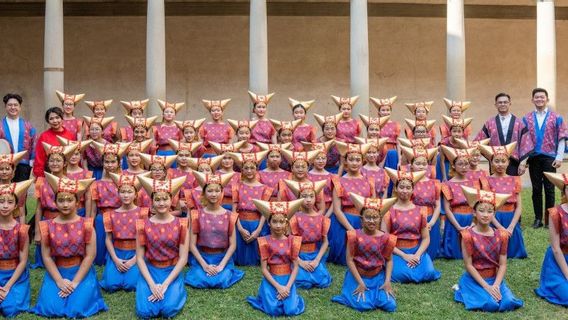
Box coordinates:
[326,165,339,175]
[235,219,269,266]
[296,249,332,289]
[427,215,441,259]
[88,164,103,181]
[31,244,44,269]
[221,204,232,211]
[391,245,441,283]
[99,248,139,292]
[94,212,107,266]
[384,149,398,170]
[1,117,35,162]
[435,154,451,182]
[495,211,527,259]
[121,155,128,170]
[77,207,86,217]
[136,263,186,319]
[184,251,244,289]
[0,267,30,317]
[202,153,216,159]
[156,149,177,168]
[258,158,267,170]
[328,213,361,265]
[454,273,523,312]
[441,213,473,259]
[332,269,397,312]
[247,273,305,316]
[535,247,568,306]
[31,265,108,318]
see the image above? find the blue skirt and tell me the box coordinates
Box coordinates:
[156,149,177,168]
[332,269,397,312]
[136,263,187,319]
[31,265,108,318]
[435,154,451,181]
[427,215,441,259]
[296,250,332,289]
[454,272,523,312]
[184,251,244,289]
[392,245,441,283]
[32,243,44,269]
[535,247,568,306]
[441,213,473,259]
[0,267,30,317]
[247,273,305,316]
[94,212,107,266]
[235,219,269,266]
[328,213,361,265]
[88,164,103,181]
[99,248,139,292]
[495,210,527,259]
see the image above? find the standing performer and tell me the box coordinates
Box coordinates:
[56,90,85,140]
[0,151,29,221]
[357,115,389,167]
[83,116,116,180]
[289,98,317,151]
[304,140,335,215]
[439,98,472,139]
[121,115,158,169]
[137,154,178,211]
[122,139,153,176]
[84,99,119,143]
[154,100,183,162]
[56,137,93,217]
[119,99,150,142]
[175,119,207,158]
[228,120,259,153]
[199,99,234,157]
[248,91,276,144]
[313,113,341,173]
[167,139,202,215]
[404,101,436,141]
[438,116,473,181]
[331,95,361,144]
[258,143,292,200]
[455,138,490,185]
[211,142,244,210]
[370,96,399,166]
[356,137,390,198]
[271,119,301,170]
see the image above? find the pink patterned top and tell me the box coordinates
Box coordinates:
[199,122,234,149]
[191,209,237,250]
[91,180,121,210]
[461,227,508,272]
[549,205,568,250]
[0,223,29,260]
[232,183,273,212]
[168,168,197,199]
[412,179,441,211]
[84,144,103,168]
[136,217,188,262]
[384,206,428,241]
[332,176,375,209]
[292,124,317,151]
[441,180,480,209]
[40,217,94,258]
[361,167,389,197]
[380,121,401,146]
[103,207,149,240]
[308,172,334,205]
[289,213,331,244]
[259,170,291,198]
[336,119,361,143]
[35,177,57,212]
[62,118,82,140]
[480,175,520,206]
[120,126,134,142]
[251,119,276,144]
[466,169,488,185]
[153,124,181,149]
[347,230,396,273]
[258,235,302,266]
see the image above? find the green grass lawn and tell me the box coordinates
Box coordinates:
[18,189,568,319]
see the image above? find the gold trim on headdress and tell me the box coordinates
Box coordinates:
[253,199,304,220]
[301,140,334,154]
[0,151,28,167]
[284,179,326,198]
[405,101,434,114]
[359,115,390,129]
[209,141,246,155]
[441,115,473,129]
[369,96,397,109]
[313,113,342,127]
[405,118,436,131]
[289,98,315,111]
[544,172,568,191]
[126,139,153,154]
[56,90,85,104]
[385,168,426,185]
[353,137,389,151]
[443,98,471,112]
[280,150,319,165]
[455,138,491,150]
[125,115,158,129]
[187,155,223,171]
[139,153,177,169]
[137,175,186,197]
[335,141,372,156]
[157,99,184,113]
[461,185,510,210]
[108,172,147,190]
[174,118,206,131]
[120,99,149,113]
[0,179,33,199]
[202,99,231,111]
[42,142,77,160]
[45,172,94,197]
[248,91,275,105]
[331,95,359,108]
[440,145,476,163]
[256,142,292,153]
[56,137,93,153]
[227,151,269,167]
[192,170,234,188]
[349,193,397,216]
[270,119,302,132]
[92,141,132,158]
[397,137,431,149]
[82,116,114,129]
[227,119,258,132]
[167,139,202,154]
[478,142,518,161]
[399,145,437,162]
[84,99,113,112]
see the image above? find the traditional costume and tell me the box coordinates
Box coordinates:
[154,100,183,163]
[119,99,150,141]
[56,90,85,140]
[199,99,234,156]
[83,116,116,180]
[312,113,342,173]
[248,91,277,144]
[331,95,362,143]
[84,99,119,143]
[370,96,399,165]
[439,98,472,139]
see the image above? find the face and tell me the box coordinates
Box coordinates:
[267,151,282,168]
[5,98,21,118]
[300,189,316,210]
[130,108,144,118]
[396,179,413,200]
[367,124,381,138]
[69,150,81,166]
[204,183,222,205]
[340,104,352,118]
[56,192,77,216]
[453,157,469,176]
[198,164,212,174]
[269,214,288,237]
[313,153,327,170]
[221,155,234,170]
[133,126,148,142]
[469,151,480,167]
[48,154,65,174]
[118,185,136,205]
[103,154,119,173]
[242,162,257,180]
[450,126,464,140]
[292,160,308,180]
[89,123,103,139]
[450,106,462,118]
[362,209,381,232]
[0,194,16,217]
[474,202,495,226]
[378,106,391,117]
[183,127,196,142]
[62,100,75,114]
[413,126,428,138]
[210,106,223,121]
[177,150,191,167]
[532,91,548,108]
[237,127,251,142]
[491,154,509,174]
[365,147,378,163]
[162,107,176,121]
[152,192,172,214]
[411,156,428,172]
[127,151,141,167]
[93,105,106,118]
[346,153,363,172]
[48,112,62,130]
[323,123,336,139]
[495,96,511,114]
[150,164,166,180]
[293,106,306,121]
[254,103,267,118]
[278,129,293,143]
[414,107,428,120]
[0,163,13,181]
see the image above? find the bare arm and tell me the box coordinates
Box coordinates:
[2,233,29,291]
[428,198,441,228]
[71,229,97,285]
[332,189,353,231]
[443,199,462,231]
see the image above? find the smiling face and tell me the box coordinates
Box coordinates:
[162,107,176,122]
[103,154,119,174]
[5,98,21,119]
[395,179,413,201]
[365,146,379,163]
[361,208,381,233]
[133,126,148,142]
[176,150,191,168]
[450,126,464,140]
[253,103,267,118]
[48,112,62,130]
[237,127,251,142]
[183,126,197,142]
[69,150,81,166]
[89,123,103,140]
[203,183,222,206]
[414,106,428,120]
[278,129,293,143]
[449,106,462,119]
[0,163,14,182]
[0,194,17,218]
[345,153,363,173]
[150,163,166,180]
[474,202,495,226]
[127,150,141,168]
[292,160,308,180]
[47,153,65,174]
[378,105,391,117]
[118,185,136,205]
[152,192,172,215]
[495,96,511,114]
[300,189,316,210]
[532,91,549,109]
[56,192,78,217]
[221,154,234,170]
[491,154,509,174]
[197,163,213,174]
[411,156,428,172]
[93,105,106,118]
[313,153,327,170]
[367,124,381,139]
[453,156,469,176]
[268,213,288,237]
[62,99,75,115]
[413,126,428,138]
[210,106,223,121]
[340,104,352,118]
[242,161,257,180]
[323,123,336,139]
[130,108,144,118]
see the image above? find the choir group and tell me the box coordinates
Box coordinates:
[0,88,567,318]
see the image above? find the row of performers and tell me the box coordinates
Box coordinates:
[1,142,566,318]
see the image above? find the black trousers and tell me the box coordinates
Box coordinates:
[13,163,31,182]
[528,155,556,223]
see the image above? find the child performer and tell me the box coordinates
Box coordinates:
[56,137,93,217]
[122,115,158,168]
[135,176,189,319]
[228,120,260,153]
[84,99,119,142]
[211,142,245,210]
[404,101,436,141]
[456,138,491,184]
[99,173,149,292]
[285,179,332,289]
[248,91,276,144]
[119,99,150,141]
[289,98,317,151]
[0,151,28,221]
[246,199,305,317]
[167,139,202,215]
[83,116,115,180]
[438,115,473,181]
[535,172,568,306]
[331,193,397,312]
[200,99,234,157]
[122,139,153,176]
[175,119,207,158]
[137,153,178,211]
[355,137,390,198]
[56,90,85,140]
[313,113,342,173]
[278,150,320,205]
[0,180,33,317]
[270,119,301,170]
[440,98,472,139]
[304,140,335,216]
[454,185,523,312]
[31,173,108,318]
[154,100,183,161]
[183,156,224,213]
[331,95,361,143]
[479,143,527,259]
[185,171,244,288]
[370,96,399,167]
[383,169,441,283]
[358,115,390,167]
[258,143,293,200]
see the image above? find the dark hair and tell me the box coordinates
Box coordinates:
[532,88,548,98]
[44,107,64,123]
[494,92,511,102]
[412,125,427,134]
[292,104,306,113]
[3,93,22,105]
[45,153,67,174]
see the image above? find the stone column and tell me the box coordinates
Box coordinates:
[43,0,64,110]
[350,0,369,117]
[146,0,166,117]
[446,0,466,101]
[537,0,556,108]
[249,0,268,118]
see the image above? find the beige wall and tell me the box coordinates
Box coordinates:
[0,15,566,137]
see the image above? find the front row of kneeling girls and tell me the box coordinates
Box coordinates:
[1,170,568,317]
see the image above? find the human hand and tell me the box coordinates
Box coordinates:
[352,283,368,302]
